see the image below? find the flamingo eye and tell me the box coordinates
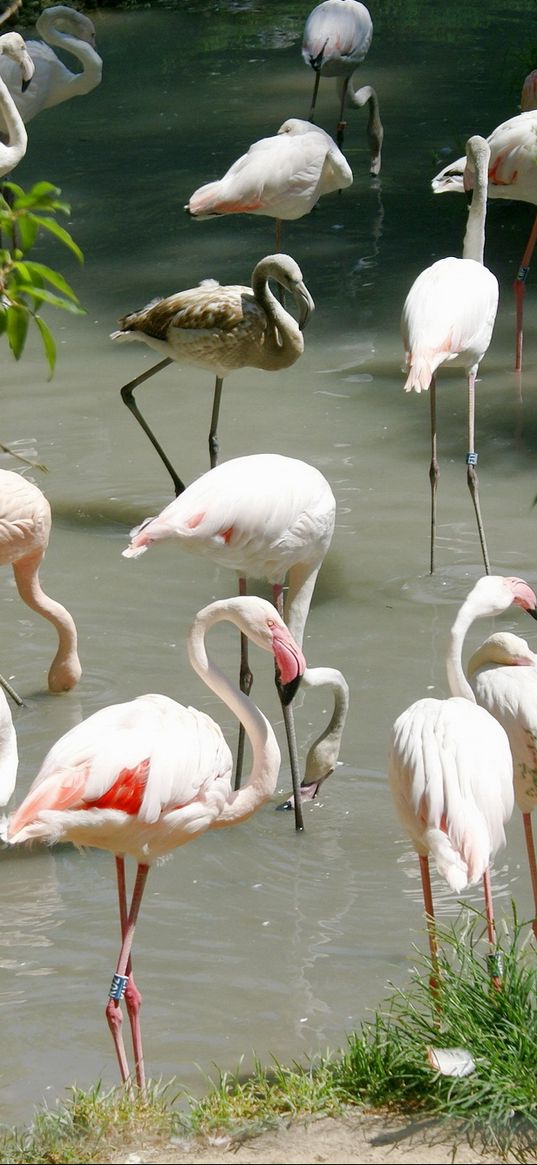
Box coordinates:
[267,619,275,628]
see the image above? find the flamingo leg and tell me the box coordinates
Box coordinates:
[106,862,149,1091]
[522,812,537,940]
[234,576,254,791]
[482,867,502,990]
[274,584,304,832]
[208,376,224,470]
[514,209,537,372]
[336,76,349,147]
[115,857,144,1086]
[419,854,439,990]
[308,68,321,123]
[466,370,491,574]
[119,358,185,498]
[428,375,439,575]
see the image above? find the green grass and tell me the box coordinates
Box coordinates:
[1,907,535,1164]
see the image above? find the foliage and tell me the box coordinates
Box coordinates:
[0,908,535,1164]
[0,179,84,377]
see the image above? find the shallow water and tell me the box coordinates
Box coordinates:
[1,0,537,1124]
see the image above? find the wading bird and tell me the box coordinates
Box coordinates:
[111,254,314,494]
[302,0,383,167]
[467,630,537,939]
[0,686,17,805]
[122,453,337,831]
[0,31,34,175]
[0,5,102,131]
[432,110,537,371]
[402,135,498,575]
[0,469,81,692]
[388,574,537,986]
[5,595,306,1092]
[185,118,352,251]
[277,664,349,809]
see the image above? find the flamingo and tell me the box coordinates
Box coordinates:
[432,109,537,372]
[110,254,314,494]
[0,685,17,806]
[388,574,537,986]
[0,469,81,693]
[0,32,34,176]
[402,134,498,576]
[122,453,338,831]
[277,665,350,809]
[301,0,383,168]
[185,118,352,251]
[0,5,102,133]
[467,630,537,940]
[4,594,306,1091]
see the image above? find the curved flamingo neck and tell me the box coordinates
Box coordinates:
[187,603,281,824]
[284,561,322,649]
[36,12,102,96]
[0,75,27,168]
[12,553,81,692]
[302,666,349,782]
[251,260,303,366]
[446,595,480,703]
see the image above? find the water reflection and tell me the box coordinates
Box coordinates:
[0,0,535,1127]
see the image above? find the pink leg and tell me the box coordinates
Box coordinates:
[522,812,537,940]
[106,862,149,1090]
[115,857,145,1085]
[273,583,304,832]
[419,853,439,990]
[514,210,537,372]
[482,867,502,990]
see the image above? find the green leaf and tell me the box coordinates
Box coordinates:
[0,309,7,336]
[14,261,79,299]
[34,315,57,377]
[31,216,84,263]
[15,216,39,252]
[6,305,29,360]
[14,285,85,313]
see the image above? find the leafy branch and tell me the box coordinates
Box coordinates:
[0,180,85,376]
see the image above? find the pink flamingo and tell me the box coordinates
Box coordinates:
[122,452,340,831]
[0,31,35,176]
[302,0,383,166]
[0,469,81,692]
[403,135,498,575]
[389,575,537,985]
[5,595,306,1091]
[468,630,537,940]
[433,108,537,371]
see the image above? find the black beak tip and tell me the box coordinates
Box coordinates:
[22,78,31,93]
[275,672,302,706]
[529,607,537,621]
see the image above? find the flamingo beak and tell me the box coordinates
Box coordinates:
[272,626,306,706]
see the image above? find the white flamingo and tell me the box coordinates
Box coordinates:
[389,575,537,984]
[402,135,498,575]
[0,5,102,132]
[432,109,537,371]
[0,31,34,175]
[468,630,537,940]
[302,0,383,168]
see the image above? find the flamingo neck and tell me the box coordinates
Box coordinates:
[302,666,349,783]
[187,603,281,825]
[12,555,81,692]
[36,12,102,94]
[446,594,480,702]
[251,260,302,366]
[0,76,27,168]
[462,145,488,265]
[283,561,322,649]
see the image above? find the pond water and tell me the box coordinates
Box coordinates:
[1,0,537,1125]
